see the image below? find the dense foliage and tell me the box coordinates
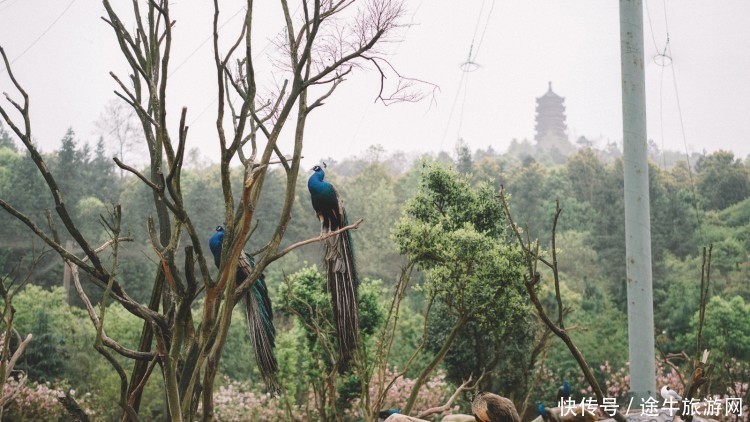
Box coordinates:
[1,121,749,418]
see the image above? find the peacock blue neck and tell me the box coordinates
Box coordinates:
[308,169,326,187]
[209,229,224,268]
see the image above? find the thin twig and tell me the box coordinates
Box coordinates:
[498,188,627,422]
[416,373,483,419]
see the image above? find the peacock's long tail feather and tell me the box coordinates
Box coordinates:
[238,253,281,394]
[324,208,360,371]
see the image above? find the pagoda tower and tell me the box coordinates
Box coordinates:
[534,82,568,144]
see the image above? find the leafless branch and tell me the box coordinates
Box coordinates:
[416,373,484,419]
[307,69,350,112]
[363,55,438,105]
[680,246,714,422]
[551,200,564,328]
[697,245,712,356]
[109,72,158,126]
[4,334,32,381]
[498,187,627,422]
[373,293,435,417]
[270,218,364,261]
[96,344,140,421]
[69,238,155,361]
[0,200,97,274]
[127,355,160,407]
[2,0,429,418]
[113,157,162,191]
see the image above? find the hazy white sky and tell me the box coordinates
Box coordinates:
[1,0,749,165]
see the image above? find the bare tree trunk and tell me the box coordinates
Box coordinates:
[499,192,627,422]
[0,0,419,418]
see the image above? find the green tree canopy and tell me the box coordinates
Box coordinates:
[697,150,750,210]
[394,164,527,413]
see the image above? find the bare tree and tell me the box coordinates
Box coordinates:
[94,99,140,177]
[0,0,417,420]
[0,246,50,419]
[498,192,628,422]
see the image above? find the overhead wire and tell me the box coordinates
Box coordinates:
[471,0,496,64]
[645,0,668,169]
[658,61,667,169]
[643,0,661,54]
[88,3,246,143]
[455,69,471,142]
[439,0,496,151]
[439,69,468,151]
[643,1,669,170]
[454,0,494,144]
[169,5,247,78]
[0,0,22,13]
[0,0,77,73]
[188,2,302,129]
[102,3,278,142]
[657,0,705,242]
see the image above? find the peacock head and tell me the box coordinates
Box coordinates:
[472,391,487,403]
[310,164,326,179]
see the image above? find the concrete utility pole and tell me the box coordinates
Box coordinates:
[620,0,656,402]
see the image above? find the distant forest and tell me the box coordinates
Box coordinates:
[1,120,748,419]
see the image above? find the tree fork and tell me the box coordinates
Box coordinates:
[499,190,627,422]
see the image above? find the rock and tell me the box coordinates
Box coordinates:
[384,414,429,422]
[598,408,718,422]
[441,414,477,422]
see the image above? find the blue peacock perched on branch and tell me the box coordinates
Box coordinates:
[209,226,280,393]
[307,165,360,370]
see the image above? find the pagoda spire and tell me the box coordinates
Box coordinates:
[534,82,568,143]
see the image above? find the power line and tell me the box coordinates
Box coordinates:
[104,5,270,140]
[0,0,22,13]
[438,69,467,151]
[471,0,496,63]
[671,58,706,241]
[661,0,671,38]
[656,0,705,242]
[455,70,471,142]
[644,0,703,238]
[187,3,302,128]
[168,5,246,78]
[469,0,486,53]
[440,1,496,152]
[658,63,666,169]
[646,0,670,169]
[1,0,77,73]
[643,0,660,54]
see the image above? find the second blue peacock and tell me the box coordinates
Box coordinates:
[307,165,360,370]
[556,380,570,405]
[209,226,280,393]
